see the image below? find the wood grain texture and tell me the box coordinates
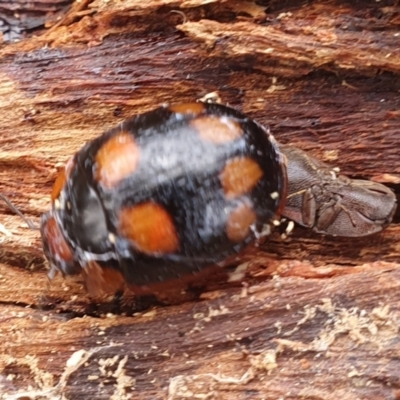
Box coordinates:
[0,0,400,398]
[0,0,74,42]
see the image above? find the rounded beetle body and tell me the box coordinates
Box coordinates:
[41,102,287,295]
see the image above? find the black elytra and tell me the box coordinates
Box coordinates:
[40,102,287,291]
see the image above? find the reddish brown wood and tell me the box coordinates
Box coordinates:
[0,0,399,398]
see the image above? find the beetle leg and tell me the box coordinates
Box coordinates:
[301,188,317,228]
[284,188,317,229]
[315,196,350,233]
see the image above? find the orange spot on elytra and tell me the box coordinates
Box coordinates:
[169,103,204,115]
[42,216,73,263]
[220,157,263,198]
[51,157,74,201]
[191,115,242,143]
[226,203,256,242]
[118,202,179,254]
[51,169,66,202]
[94,132,139,188]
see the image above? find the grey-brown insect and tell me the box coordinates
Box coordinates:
[280,145,396,237]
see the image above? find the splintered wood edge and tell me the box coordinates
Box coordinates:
[1,266,400,398]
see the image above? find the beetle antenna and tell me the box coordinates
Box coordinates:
[0,193,40,230]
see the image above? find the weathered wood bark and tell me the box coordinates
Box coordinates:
[0,0,74,42]
[0,0,400,398]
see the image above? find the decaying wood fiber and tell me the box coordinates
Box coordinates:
[0,0,399,398]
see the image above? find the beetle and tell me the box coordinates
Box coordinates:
[40,102,287,296]
[280,144,396,237]
[39,102,396,297]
